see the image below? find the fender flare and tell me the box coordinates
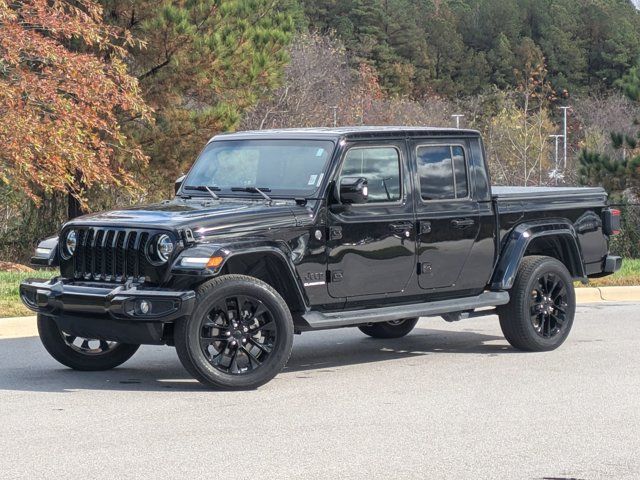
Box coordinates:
[172,242,309,311]
[490,219,587,290]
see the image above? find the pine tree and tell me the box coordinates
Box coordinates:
[102,0,296,197]
[617,65,640,102]
[579,63,640,197]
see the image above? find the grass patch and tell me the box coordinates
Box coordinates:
[0,270,53,318]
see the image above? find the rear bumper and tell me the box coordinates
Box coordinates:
[19,278,196,344]
[603,255,622,274]
[587,255,623,279]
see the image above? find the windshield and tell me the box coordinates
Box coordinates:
[182,139,335,197]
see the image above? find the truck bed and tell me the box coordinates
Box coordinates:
[491,186,610,274]
[492,186,608,213]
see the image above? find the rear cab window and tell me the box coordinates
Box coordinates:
[417,145,469,201]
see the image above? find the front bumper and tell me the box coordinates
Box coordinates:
[20,278,196,344]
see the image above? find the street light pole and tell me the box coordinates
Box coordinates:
[452,114,464,129]
[549,134,562,185]
[559,106,570,171]
[330,106,338,127]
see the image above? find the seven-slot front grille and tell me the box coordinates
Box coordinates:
[72,228,151,282]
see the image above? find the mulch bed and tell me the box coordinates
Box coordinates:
[0,261,34,273]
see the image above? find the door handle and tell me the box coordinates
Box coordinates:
[451,218,474,228]
[389,222,413,237]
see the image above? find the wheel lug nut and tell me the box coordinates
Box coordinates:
[225,331,231,336]
[231,340,237,346]
[242,338,247,344]
[243,327,248,333]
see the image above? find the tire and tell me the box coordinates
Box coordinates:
[499,255,576,352]
[37,314,140,371]
[358,318,419,339]
[174,274,294,390]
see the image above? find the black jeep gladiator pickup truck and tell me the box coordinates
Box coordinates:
[21,127,622,389]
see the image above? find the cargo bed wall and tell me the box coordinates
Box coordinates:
[492,186,609,272]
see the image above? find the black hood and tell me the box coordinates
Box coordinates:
[66,198,303,238]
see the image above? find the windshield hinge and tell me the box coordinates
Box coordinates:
[179,228,196,246]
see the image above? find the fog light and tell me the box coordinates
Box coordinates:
[137,299,151,315]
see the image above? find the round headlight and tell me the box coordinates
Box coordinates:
[156,234,174,263]
[64,230,77,257]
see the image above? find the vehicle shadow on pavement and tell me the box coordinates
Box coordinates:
[284,327,511,373]
[0,328,511,393]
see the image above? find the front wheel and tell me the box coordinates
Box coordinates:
[499,256,576,352]
[174,275,294,390]
[37,314,140,370]
[358,318,419,339]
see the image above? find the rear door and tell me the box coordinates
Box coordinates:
[326,141,416,298]
[410,140,481,290]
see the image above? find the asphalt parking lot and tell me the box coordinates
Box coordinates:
[1,303,639,479]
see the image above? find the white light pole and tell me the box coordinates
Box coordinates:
[452,114,464,129]
[559,106,570,171]
[330,106,338,127]
[549,134,563,185]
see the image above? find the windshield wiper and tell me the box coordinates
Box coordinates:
[183,185,221,200]
[231,186,272,203]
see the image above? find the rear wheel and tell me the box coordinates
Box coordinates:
[37,314,140,370]
[174,275,294,390]
[499,256,575,352]
[358,318,419,339]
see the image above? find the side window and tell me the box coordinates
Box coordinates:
[340,147,401,203]
[417,145,468,201]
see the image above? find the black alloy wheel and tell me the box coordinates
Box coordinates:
[358,317,419,339]
[499,256,576,352]
[529,272,569,339]
[174,275,294,390]
[37,314,140,370]
[61,332,120,355]
[199,294,277,374]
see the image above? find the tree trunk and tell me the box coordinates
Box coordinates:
[67,191,84,219]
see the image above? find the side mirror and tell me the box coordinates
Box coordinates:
[340,177,368,204]
[175,175,186,194]
[30,236,59,267]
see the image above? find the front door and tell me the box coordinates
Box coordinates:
[327,141,416,298]
[411,140,480,290]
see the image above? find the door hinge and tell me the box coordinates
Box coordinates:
[329,226,342,240]
[179,228,196,246]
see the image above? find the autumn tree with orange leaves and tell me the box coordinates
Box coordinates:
[0,0,150,215]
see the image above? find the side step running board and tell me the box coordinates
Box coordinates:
[300,291,510,331]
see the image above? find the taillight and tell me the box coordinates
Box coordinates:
[603,208,621,236]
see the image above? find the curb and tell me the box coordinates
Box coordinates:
[0,316,38,339]
[576,286,640,303]
[575,288,603,303]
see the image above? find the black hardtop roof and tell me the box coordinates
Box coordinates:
[210,126,481,143]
